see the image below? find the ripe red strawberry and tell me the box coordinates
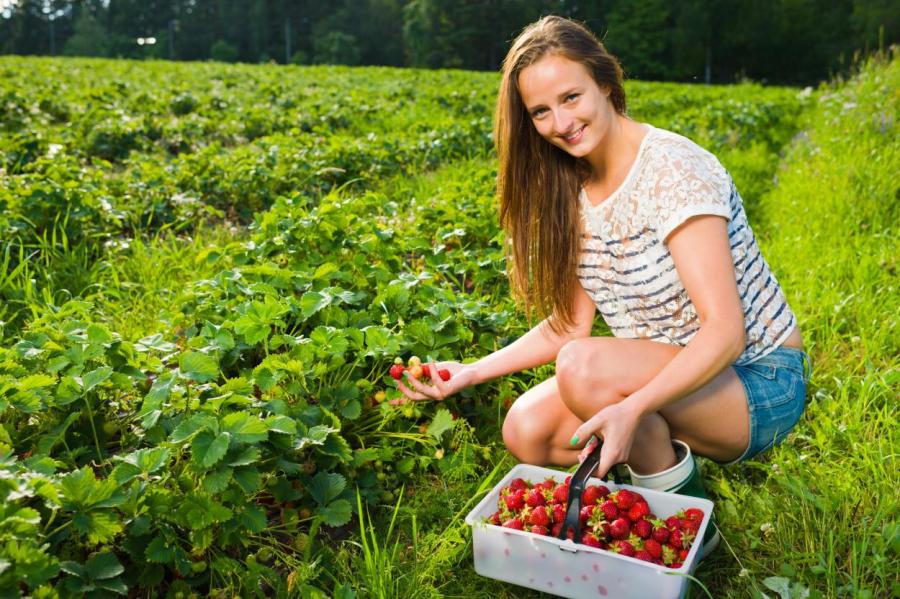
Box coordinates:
[669,529,694,550]
[438,369,451,381]
[509,478,529,492]
[581,531,603,548]
[671,562,683,569]
[420,364,432,379]
[650,519,670,543]
[531,525,549,536]
[504,489,526,511]
[538,478,557,491]
[579,504,595,525]
[529,506,551,527]
[613,489,636,510]
[551,484,569,504]
[389,364,405,379]
[628,500,650,521]
[609,540,635,557]
[592,520,611,540]
[665,515,682,530]
[599,499,618,521]
[632,518,652,539]
[609,517,630,540]
[682,518,702,533]
[502,518,524,530]
[526,488,546,507]
[552,503,566,523]
[551,522,564,538]
[643,539,662,560]
[679,548,690,562]
[582,485,605,506]
[684,507,704,522]
[634,550,653,562]
[489,511,502,525]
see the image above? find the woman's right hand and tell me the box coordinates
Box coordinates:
[390,359,478,405]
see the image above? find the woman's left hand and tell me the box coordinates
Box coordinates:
[571,400,643,479]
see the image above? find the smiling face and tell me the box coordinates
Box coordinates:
[517,53,616,158]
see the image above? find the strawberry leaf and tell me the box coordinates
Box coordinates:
[85,551,123,580]
[426,408,455,441]
[192,432,230,469]
[221,412,268,444]
[179,352,219,383]
[308,472,346,506]
[319,499,352,527]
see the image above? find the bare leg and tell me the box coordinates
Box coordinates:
[502,337,750,470]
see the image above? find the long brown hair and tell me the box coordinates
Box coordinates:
[495,16,626,334]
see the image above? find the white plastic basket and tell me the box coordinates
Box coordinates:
[464,463,714,599]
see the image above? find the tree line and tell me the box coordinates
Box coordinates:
[1,0,896,85]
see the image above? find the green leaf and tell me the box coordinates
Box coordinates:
[94,578,128,595]
[427,408,455,441]
[319,499,352,527]
[233,466,261,494]
[300,291,331,319]
[59,560,86,578]
[179,352,219,383]
[338,399,361,420]
[362,325,399,356]
[307,472,346,506]
[202,467,233,494]
[192,432,230,469]
[112,447,170,484]
[56,376,83,405]
[227,446,260,467]
[293,424,335,451]
[169,414,216,444]
[240,505,267,533]
[85,551,124,580]
[265,415,296,435]
[321,433,353,462]
[135,333,176,353]
[77,511,123,545]
[81,366,112,393]
[145,537,175,564]
[221,412,268,444]
[86,324,114,346]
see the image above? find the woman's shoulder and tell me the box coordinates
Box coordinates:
[644,126,720,165]
[639,125,729,183]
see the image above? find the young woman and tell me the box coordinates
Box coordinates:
[393,15,811,555]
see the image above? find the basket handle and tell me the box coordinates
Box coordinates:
[557,438,624,542]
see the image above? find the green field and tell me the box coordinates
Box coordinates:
[0,51,897,598]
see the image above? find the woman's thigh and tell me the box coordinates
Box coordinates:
[507,337,751,463]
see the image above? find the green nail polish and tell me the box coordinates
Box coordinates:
[570,434,579,446]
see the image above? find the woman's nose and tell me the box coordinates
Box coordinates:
[553,111,574,135]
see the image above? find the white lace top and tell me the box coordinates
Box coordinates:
[577,124,796,365]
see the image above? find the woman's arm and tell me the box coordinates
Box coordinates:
[395,278,597,402]
[469,281,598,385]
[571,215,745,475]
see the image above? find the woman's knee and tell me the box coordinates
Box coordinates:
[501,402,551,464]
[555,339,621,416]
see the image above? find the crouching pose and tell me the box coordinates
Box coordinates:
[394,15,811,558]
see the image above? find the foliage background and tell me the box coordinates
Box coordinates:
[0,0,898,85]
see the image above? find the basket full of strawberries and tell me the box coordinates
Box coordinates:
[464,450,714,599]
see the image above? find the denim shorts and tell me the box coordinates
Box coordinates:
[720,346,812,465]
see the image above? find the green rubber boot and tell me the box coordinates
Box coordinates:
[627,439,719,561]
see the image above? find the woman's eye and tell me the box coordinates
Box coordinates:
[566,93,579,102]
[532,108,546,117]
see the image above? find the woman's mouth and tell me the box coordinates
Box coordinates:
[562,125,586,143]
